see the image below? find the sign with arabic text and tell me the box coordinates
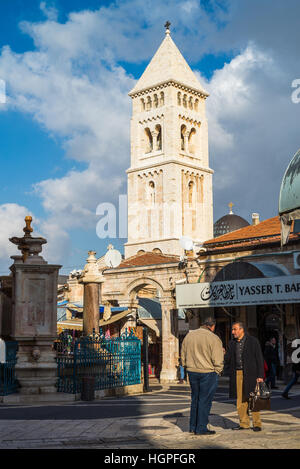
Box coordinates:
[175,275,300,308]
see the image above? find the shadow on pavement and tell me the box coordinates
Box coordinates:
[163,411,237,432]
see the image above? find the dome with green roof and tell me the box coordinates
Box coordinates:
[279,148,300,215]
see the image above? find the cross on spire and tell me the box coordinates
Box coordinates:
[164,21,171,34]
[228,202,234,214]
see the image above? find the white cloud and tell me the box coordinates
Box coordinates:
[0,204,37,273]
[40,219,71,265]
[195,43,300,221]
[181,1,198,14]
[0,11,135,244]
[0,203,70,272]
[39,2,58,22]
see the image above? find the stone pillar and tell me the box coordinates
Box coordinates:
[83,283,100,335]
[79,251,104,336]
[159,296,179,384]
[9,216,61,396]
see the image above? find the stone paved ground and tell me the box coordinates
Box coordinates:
[0,408,299,449]
[1,380,300,450]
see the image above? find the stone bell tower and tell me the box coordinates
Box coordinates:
[124,24,214,258]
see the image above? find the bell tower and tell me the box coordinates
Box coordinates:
[124,24,214,258]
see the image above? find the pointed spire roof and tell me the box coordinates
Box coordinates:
[129,30,208,96]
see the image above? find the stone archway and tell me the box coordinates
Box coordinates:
[124,277,179,383]
[125,277,164,301]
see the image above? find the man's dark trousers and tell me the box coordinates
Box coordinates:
[188,371,219,433]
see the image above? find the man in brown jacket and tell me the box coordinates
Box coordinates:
[181,317,224,435]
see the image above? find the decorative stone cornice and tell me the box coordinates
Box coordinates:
[126,159,214,175]
[179,114,202,126]
[129,80,209,99]
[138,113,164,124]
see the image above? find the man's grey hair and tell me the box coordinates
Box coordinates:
[202,317,216,327]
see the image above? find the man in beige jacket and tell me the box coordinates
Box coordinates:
[181,317,224,435]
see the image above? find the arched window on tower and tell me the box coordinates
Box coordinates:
[146,96,152,111]
[188,128,196,154]
[141,98,145,111]
[160,92,164,106]
[183,94,187,108]
[189,97,193,110]
[155,124,162,151]
[181,124,187,151]
[188,181,194,206]
[177,92,181,105]
[149,180,156,205]
[144,128,153,153]
[153,94,159,108]
[194,99,199,111]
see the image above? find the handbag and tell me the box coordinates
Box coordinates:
[249,381,271,412]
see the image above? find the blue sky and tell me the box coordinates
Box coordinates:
[0,0,299,274]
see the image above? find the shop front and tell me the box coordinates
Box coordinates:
[176,264,300,380]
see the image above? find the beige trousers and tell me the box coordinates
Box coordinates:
[236,370,262,428]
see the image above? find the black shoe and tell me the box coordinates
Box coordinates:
[253,427,262,432]
[282,392,291,399]
[194,430,216,435]
[232,426,250,430]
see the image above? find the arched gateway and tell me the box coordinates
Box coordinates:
[101,251,200,383]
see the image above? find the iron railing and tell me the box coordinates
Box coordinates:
[0,341,18,396]
[56,330,141,394]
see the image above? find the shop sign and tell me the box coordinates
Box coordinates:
[176,275,300,308]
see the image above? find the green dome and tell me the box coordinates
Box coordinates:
[279,148,300,215]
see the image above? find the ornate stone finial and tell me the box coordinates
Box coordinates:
[87,251,97,262]
[164,21,171,35]
[79,250,104,284]
[23,216,33,238]
[228,202,234,214]
[107,244,114,250]
[9,216,47,264]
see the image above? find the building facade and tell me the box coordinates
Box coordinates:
[176,216,300,381]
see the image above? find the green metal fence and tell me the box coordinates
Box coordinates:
[56,330,141,394]
[0,341,18,396]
